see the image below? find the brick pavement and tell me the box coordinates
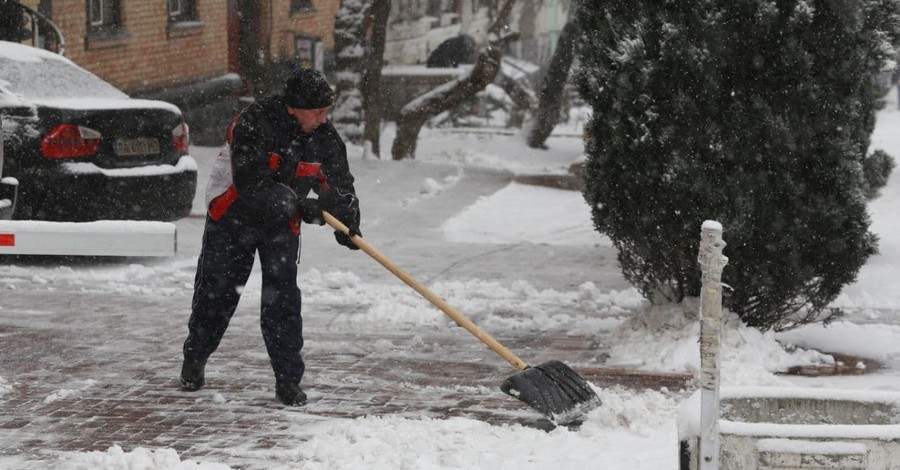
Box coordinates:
[0,290,691,469]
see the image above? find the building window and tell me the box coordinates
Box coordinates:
[290,0,313,13]
[295,36,323,71]
[88,0,121,32]
[168,0,197,23]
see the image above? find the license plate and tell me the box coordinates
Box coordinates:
[114,138,160,156]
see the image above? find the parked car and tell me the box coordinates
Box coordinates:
[0,41,196,222]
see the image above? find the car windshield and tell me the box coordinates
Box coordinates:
[0,54,128,101]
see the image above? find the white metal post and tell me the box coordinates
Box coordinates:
[698,221,728,470]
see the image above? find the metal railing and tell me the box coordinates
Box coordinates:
[1,1,66,56]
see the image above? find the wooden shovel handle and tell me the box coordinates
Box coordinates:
[324,211,529,370]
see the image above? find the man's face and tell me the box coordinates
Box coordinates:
[287,106,332,133]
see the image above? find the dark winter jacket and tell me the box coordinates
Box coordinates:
[206,96,358,232]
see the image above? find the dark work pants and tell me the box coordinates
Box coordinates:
[183,201,304,385]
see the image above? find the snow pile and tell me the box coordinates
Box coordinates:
[427,279,641,332]
[296,387,680,470]
[299,268,643,333]
[420,172,462,196]
[778,321,900,363]
[604,300,833,386]
[0,262,195,296]
[56,445,230,470]
[586,386,681,433]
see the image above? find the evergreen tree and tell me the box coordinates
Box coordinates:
[574,0,900,329]
[333,0,369,144]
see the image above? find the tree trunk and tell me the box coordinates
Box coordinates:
[238,0,264,97]
[498,71,538,128]
[361,0,391,158]
[526,11,580,149]
[391,0,519,160]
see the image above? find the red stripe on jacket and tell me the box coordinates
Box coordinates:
[268,152,281,171]
[296,162,330,191]
[295,162,320,176]
[208,185,239,221]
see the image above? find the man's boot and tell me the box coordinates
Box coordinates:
[275,381,307,406]
[180,359,206,391]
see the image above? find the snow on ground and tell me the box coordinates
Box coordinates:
[291,388,679,470]
[5,92,900,468]
[442,182,608,246]
[59,446,231,470]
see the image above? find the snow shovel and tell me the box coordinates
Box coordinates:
[324,211,602,425]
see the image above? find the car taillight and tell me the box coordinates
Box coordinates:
[172,121,190,153]
[41,124,102,159]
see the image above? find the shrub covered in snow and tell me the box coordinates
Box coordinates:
[574,0,900,329]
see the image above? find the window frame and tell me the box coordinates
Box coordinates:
[290,0,314,14]
[168,0,198,24]
[295,35,315,67]
[88,0,120,30]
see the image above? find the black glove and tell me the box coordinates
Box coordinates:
[334,229,360,250]
[331,212,360,250]
[320,188,361,250]
[297,198,325,225]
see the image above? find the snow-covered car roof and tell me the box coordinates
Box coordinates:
[0,40,179,113]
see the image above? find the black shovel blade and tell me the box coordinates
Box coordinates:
[500,360,602,426]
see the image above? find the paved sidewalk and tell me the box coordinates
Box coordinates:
[0,287,690,469]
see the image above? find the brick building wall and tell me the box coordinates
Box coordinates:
[34,0,229,95]
[19,1,344,94]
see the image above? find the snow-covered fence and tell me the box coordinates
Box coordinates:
[678,222,900,470]
[679,386,900,469]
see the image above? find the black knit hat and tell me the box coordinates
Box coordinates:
[283,68,334,109]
